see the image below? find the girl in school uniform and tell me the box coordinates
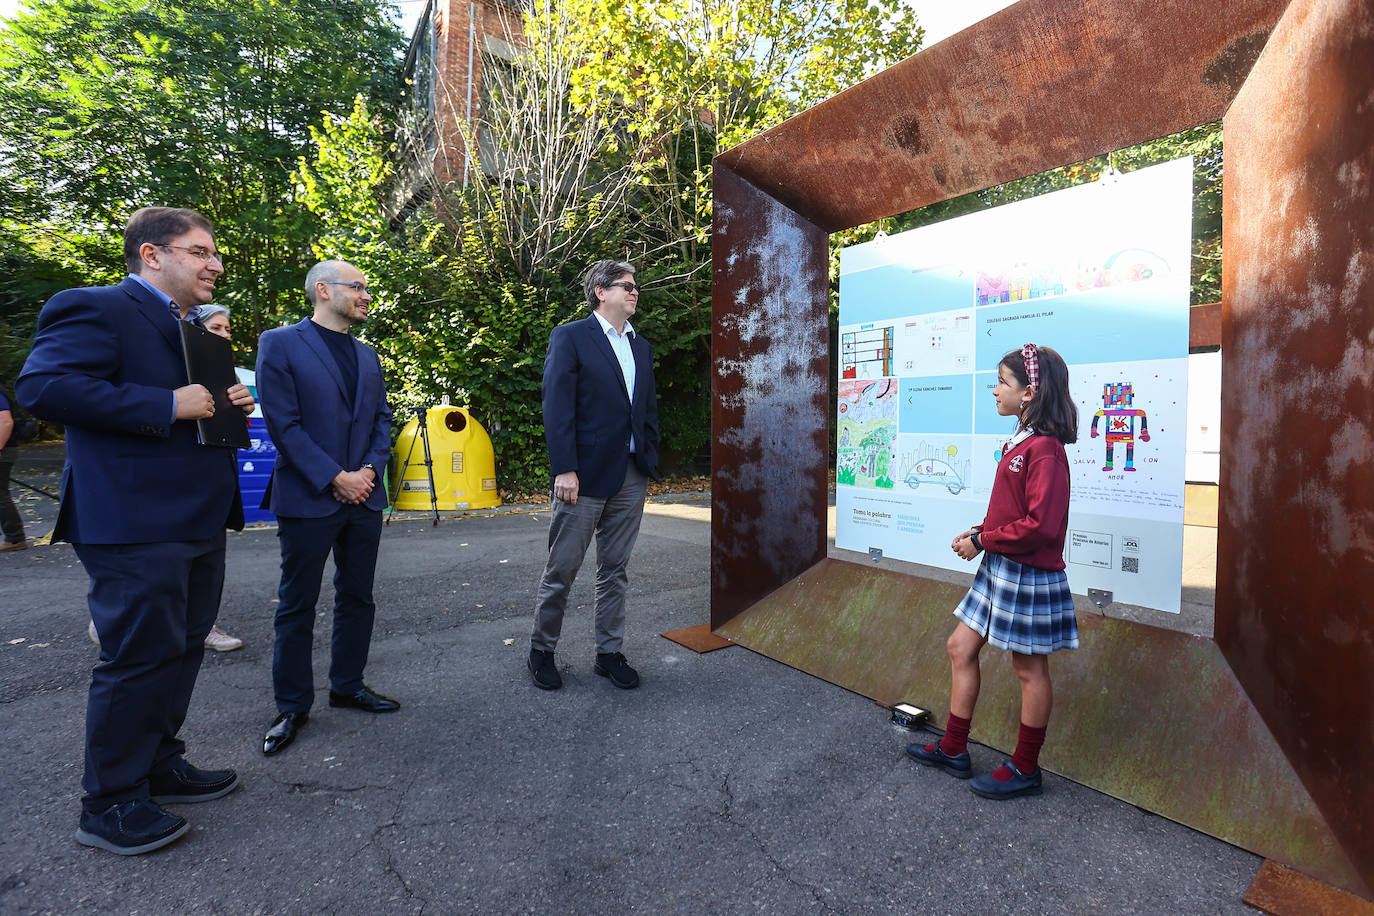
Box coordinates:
[908,343,1079,799]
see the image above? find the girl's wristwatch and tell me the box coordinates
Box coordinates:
[970,533,983,553]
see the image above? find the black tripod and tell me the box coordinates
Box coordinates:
[12,477,60,501]
[387,406,440,528]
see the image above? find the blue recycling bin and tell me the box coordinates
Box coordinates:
[239,415,277,524]
[233,368,276,524]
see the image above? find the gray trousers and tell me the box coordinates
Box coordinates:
[531,463,647,654]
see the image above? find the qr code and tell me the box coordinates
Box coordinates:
[1121,556,1139,574]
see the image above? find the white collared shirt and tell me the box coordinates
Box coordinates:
[1004,425,1035,457]
[593,310,637,452]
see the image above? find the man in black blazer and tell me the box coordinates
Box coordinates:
[17,207,254,855]
[528,260,659,690]
[255,260,397,757]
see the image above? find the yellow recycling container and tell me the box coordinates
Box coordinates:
[390,406,501,510]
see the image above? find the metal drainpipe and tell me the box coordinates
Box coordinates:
[463,1,475,187]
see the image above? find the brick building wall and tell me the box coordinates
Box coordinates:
[397,0,522,209]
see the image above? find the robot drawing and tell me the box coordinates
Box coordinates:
[1090,382,1150,472]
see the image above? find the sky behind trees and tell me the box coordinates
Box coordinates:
[2,0,1015,49]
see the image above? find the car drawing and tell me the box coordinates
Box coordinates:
[903,459,966,495]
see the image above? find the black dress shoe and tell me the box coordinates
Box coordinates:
[594,651,640,689]
[76,799,188,855]
[150,761,240,803]
[329,686,400,713]
[528,648,562,690]
[263,711,308,756]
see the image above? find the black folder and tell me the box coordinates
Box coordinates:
[179,321,251,449]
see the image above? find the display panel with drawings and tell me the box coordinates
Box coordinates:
[836,159,1193,613]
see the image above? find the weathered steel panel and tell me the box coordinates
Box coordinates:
[709,0,1372,898]
[1219,0,1374,896]
[1190,302,1223,349]
[1245,861,1374,916]
[710,163,831,628]
[716,0,1288,231]
[718,559,1367,894]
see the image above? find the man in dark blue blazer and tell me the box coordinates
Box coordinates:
[256,260,396,757]
[17,207,254,855]
[528,260,659,691]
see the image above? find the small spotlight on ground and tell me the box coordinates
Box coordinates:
[889,702,931,730]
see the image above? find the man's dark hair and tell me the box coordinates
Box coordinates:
[583,260,636,311]
[123,207,214,273]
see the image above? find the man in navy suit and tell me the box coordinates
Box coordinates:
[528,260,659,691]
[17,206,254,855]
[256,260,396,756]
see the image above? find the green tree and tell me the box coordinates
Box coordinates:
[298,1,929,487]
[449,0,645,283]
[0,223,123,387]
[297,98,629,496]
[0,0,404,354]
[550,0,924,464]
[561,0,923,250]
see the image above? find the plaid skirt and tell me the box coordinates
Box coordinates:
[953,552,1079,654]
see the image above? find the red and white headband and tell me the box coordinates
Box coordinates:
[1021,343,1040,389]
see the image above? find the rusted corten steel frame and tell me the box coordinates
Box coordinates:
[714,559,1359,891]
[710,0,1371,898]
[1219,0,1374,896]
[712,0,1290,626]
[711,164,832,626]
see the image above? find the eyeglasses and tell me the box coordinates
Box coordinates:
[604,281,639,294]
[324,281,370,294]
[158,244,223,263]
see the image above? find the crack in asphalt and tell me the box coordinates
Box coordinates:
[260,771,395,796]
[368,770,429,913]
[718,772,843,914]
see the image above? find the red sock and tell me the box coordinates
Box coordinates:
[938,713,972,757]
[1006,722,1047,778]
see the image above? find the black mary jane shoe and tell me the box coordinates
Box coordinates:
[970,761,1043,800]
[905,740,973,779]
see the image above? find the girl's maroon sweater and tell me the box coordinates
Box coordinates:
[975,434,1071,571]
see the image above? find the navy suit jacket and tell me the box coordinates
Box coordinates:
[543,313,659,499]
[16,277,243,543]
[256,318,392,517]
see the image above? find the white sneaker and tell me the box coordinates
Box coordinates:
[204,626,244,652]
[87,619,99,645]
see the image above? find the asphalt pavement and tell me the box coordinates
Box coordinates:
[0,443,1261,914]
